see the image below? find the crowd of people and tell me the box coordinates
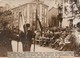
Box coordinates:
[0,20,80,57]
[35,25,80,56]
[0,23,35,57]
[35,27,71,49]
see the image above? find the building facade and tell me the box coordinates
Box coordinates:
[48,7,59,27]
[47,0,63,27]
[11,1,48,31]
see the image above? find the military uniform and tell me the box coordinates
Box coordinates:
[0,29,12,56]
[0,29,19,57]
[19,30,35,51]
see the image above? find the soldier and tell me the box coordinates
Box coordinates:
[20,24,35,51]
[0,22,19,57]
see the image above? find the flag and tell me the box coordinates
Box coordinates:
[36,9,43,36]
[36,9,43,31]
[19,12,25,32]
[17,12,24,52]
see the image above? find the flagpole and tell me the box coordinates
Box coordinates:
[33,0,38,52]
[33,0,39,52]
[33,37,35,52]
[17,12,21,52]
[17,18,20,52]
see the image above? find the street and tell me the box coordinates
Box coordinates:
[11,40,58,52]
[31,44,58,52]
[0,0,80,58]
[0,41,79,58]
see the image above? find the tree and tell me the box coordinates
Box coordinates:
[0,10,14,30]
[0,19,9,30]
[0,12,3,16]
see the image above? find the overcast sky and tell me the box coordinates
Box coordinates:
[0,0,33,7]
[0,0,59,9]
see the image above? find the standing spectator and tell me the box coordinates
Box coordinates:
[0,22,19,57]
[20,24,35,51]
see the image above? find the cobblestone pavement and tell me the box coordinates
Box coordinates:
[31,44,58,52]
[0,41,79,58]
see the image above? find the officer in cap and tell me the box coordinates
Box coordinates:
[20,24,35,51]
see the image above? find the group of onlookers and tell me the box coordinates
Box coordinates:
[35,26,80,56]
[0,23,35,57]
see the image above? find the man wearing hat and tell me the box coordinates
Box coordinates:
[72,22,80,56]
[20,24,35,51]
[0,21,19,57]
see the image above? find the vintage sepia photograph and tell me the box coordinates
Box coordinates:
[0,0,80,58]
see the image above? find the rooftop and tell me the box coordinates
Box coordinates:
[11,1,48,10]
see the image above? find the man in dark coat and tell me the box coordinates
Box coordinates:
[20,24,35,51]
[0,29,12,57]
[0,22,19,57]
